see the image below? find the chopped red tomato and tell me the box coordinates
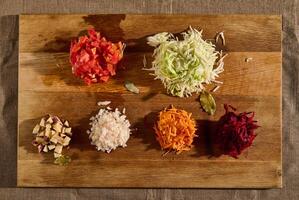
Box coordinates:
[70,29,124,85]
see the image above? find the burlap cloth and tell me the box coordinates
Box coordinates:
[0,0,298,199]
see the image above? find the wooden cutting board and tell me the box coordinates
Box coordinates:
[18,14,282,188]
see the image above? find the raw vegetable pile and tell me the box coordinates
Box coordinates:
[146,27,224,97]
[87,103,131,153]
[70,29,124,85]
[154,105,197,154]
[216,105,259,158]
[31,115,72,158]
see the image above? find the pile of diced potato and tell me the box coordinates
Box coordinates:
[32,115,72,158]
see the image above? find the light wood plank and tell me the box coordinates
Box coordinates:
[19,15,281,53]
[19,52,281,96]
[18,92,281,162]
[18,160,281,188]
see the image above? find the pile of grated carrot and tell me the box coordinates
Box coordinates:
[154,105,197,154]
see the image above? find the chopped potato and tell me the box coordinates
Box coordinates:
[32,124,40,134]
[32,115,72,158]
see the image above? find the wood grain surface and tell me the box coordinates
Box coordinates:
[18,14,282,188]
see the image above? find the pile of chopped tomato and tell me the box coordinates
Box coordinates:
[154,105,197,154]
[70,29,124,85]
[216,104,259,158]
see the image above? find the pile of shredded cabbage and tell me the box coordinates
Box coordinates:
[146,27,224,97]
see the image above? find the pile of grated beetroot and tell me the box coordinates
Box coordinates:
[216,104,259,158]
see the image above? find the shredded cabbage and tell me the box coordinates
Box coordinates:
[146,27,224,97]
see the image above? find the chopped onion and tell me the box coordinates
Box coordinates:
[97,101,111,106]
[87,106,131,153]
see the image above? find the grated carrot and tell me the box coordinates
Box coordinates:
[154,105,197,154]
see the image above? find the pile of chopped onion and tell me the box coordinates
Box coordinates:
[70,29,124,85]
[154,105,197,154]
[87,105,131,153]
[146,27,224,97]
[216,104,259,158]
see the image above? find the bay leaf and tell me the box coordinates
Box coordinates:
[124,80,139,94]
[199,91,216,115]
[54,155,71,166]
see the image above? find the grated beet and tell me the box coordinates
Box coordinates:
[70,29,124,85]
[217,104,259,158]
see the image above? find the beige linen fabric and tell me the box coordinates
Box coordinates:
[0,0,298,199]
